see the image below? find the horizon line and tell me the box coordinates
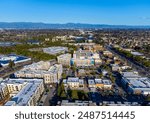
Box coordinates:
[0,22,150,26]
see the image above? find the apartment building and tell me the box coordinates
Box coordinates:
[57,53,71,66]
[88,79,112,89]
[71,50,102,67]
[14,61,63,84]
[63,77,84,89]
[0,83,9,102]
[4,78,44,106]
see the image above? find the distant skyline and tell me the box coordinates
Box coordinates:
[0,0,150,25]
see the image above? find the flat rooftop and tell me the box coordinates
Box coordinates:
[15,62,62,75]
[0,54,31,66]
[4,78,43,106]
[43,47,68,55]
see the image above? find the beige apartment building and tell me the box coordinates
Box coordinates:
[14,61,63,84]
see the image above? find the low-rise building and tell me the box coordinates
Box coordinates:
[43,47,68,55]
[102,79,112,89]
[4,78,44,106]
[111,64,120,71]
[103,51,113,58]
[60,100,96,106]
[0,54,31,67]
[63,77,84,89]
[57,53,71,66]
[88,79,96,88]
[95,79,104,89]
[26,40,40,45]
[121,72,150,95]
[88,79,112,89]
[52,36,68,42]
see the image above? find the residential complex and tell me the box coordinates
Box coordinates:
[3,78,44,106]
[63,77,84,88]
[71,50,101,67]
[88,79,112,89]
[14,61,63,84]
[0,29,150,106]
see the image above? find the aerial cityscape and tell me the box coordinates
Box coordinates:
[0,0,150,106]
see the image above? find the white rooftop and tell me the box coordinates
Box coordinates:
[4,78,43,106]
[43,47,68,55]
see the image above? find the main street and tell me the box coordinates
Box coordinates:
[105,45,150,77]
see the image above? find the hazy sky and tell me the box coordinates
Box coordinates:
[0,0,150,25]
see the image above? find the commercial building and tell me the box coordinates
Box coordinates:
[14,61,63,84]
[4,78,44,106]
[57,53,71,66]
[121,72,150,95]
[43,47,68,55]
[0,54,31,67]
[63,77,84,89]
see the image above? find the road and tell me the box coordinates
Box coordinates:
[105,45,150,77]
[0,61,32,78]
[43,87,56,106]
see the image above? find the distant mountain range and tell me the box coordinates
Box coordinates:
[0,22,150,29]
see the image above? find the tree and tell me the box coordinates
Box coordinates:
[62,73,67,79]
[71,90,79,100]
[8,60,15,69]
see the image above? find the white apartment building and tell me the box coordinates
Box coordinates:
[14,61,63,84]
[4,78,44,106]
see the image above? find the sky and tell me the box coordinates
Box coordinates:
[0,0,150,25]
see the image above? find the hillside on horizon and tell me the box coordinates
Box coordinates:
[0,22,150,29]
